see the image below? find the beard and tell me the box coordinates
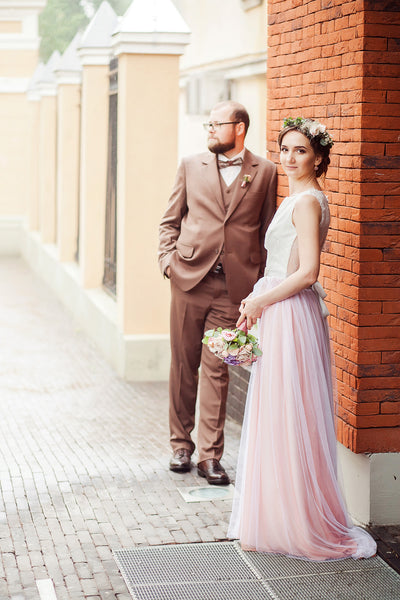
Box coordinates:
[208,138,236,155]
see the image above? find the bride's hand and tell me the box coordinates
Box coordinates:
[236,295,264,329]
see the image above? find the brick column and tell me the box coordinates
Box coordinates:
[267,0,400,524]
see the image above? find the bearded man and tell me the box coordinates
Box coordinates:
[158,100,276,484]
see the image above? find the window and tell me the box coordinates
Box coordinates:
[186,75,232,115]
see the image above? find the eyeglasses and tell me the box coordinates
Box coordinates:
[202,121,240,131]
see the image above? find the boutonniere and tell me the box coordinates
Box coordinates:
[241,174,252,188]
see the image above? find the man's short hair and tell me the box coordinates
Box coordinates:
[212,101,250,135]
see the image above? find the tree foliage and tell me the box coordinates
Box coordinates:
[91,0,132,14]
[39,0,87,63]
[39,0,132,63]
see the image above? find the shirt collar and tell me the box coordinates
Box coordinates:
[218,148,245,162]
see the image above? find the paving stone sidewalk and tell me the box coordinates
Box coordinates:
[1,258,399,600]
[0,258,242,600]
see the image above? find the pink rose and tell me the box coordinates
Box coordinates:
[221,330,236,341]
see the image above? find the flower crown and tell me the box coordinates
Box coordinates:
[283,117,334,148]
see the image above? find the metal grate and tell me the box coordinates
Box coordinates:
[246,549,384,579]
[103,57,118,296]
[114,542,259,585]
[269,568,400,600]
[116,579,274,600]
[114,541,400,600]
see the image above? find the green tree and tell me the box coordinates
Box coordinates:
[39,0,132,63]
[91,0,131,14]
[39,0,88,62]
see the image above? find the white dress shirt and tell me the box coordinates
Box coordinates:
[218,149,245,187]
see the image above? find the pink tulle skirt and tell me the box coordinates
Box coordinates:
[228,276,377,561]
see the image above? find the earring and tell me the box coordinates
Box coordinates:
[314,165,318,171]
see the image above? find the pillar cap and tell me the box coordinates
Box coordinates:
[112,0,191,56]
[78,1,118,66]
[55,31,83,85]
[26,61,44,99]
[37,50,61,96]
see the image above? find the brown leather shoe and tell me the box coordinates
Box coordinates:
[169,448,192,472]
[197,459,230,485]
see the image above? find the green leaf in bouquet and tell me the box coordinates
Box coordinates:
[229,343,238,350]
[204,329,215,337]
[252,347,263,356]
[237,334,247,345]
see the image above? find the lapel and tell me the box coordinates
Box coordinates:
[225,148,259,221]
[201,153,225,216]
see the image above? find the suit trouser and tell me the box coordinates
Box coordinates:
[169,272,240,462]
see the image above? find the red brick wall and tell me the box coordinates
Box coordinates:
[266,0,400,453]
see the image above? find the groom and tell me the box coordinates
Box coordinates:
[158,100,276,484]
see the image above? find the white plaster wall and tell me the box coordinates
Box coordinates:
[174,0,267,159]
[173,0,267,69]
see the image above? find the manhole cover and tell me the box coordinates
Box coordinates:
[178,484,235,502]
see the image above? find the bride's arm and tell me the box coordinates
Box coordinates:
[238,194,322,329]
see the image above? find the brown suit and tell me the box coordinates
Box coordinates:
[159,148,276,461]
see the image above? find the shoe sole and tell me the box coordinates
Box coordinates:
[169,464,191,473]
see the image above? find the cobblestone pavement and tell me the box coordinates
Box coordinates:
[0,258,242,600]
[1,258,400,600]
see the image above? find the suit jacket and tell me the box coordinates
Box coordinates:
[158,148,277,304]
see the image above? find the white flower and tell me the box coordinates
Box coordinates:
[208,337,225,353]
[307,121,326,136]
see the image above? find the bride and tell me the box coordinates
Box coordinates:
[227,117,377,561]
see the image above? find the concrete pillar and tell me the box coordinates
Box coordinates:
[0,0,46,255]
[37,51,60,244]
[54,32,82,262]
[112,0,190,379]
[26,63,44,232]
[78,1,118,287]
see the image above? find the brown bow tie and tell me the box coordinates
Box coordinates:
[218,157,243,169]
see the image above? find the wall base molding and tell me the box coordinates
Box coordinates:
[338,443,400,526]
[20,228,170,381]
[0,216,24,255]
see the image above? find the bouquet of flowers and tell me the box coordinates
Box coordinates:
[202,323,262,366]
